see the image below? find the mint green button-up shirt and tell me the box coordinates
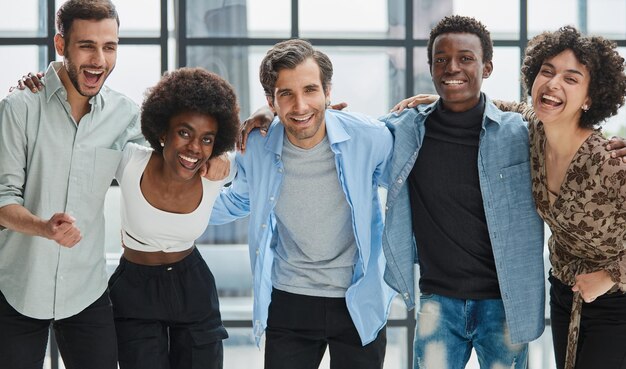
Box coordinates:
[0,62,142,319]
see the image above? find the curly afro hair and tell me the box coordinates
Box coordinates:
[521,26,626,129]
[427,15,493,67]
[141,67,240,158]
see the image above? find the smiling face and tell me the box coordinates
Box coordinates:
[431,32,492,112]
[55,18,118,99]
[531,49,591,127]
[161,111,218,181]
[268,57,329,149]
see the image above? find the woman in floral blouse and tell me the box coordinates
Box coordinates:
[520,26,626,369]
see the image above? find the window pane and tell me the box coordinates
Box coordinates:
[413,0,519,40]
[300,0,405,39]
[588,0,626,38]
[114,0,161,37]
[187,0,291,38]
[318,47,406,118]
[482,47,521,102]
[0,0,46,37]
[528,0,578,37]
[105,45,162,106]
[0,46,46,100]
[603,48,626,137]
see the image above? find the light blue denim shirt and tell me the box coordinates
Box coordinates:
[209,109,396,346]
[0,62,142,319]
[379,97,545,344]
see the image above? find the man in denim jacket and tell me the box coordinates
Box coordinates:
[379,16,545,369]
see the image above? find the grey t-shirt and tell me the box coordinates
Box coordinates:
[272,135,357,297]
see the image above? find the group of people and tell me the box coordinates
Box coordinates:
[0,1,624,369]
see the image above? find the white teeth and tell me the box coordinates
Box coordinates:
[179,154,198,163]
[85,70,103,75]
[542,94,562,103]
[443,80,464,85]
[292,115,312,122]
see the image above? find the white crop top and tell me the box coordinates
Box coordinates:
[116,143,231,253]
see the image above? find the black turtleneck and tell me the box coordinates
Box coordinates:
[408,93,501,299]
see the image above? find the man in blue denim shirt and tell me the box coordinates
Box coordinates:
[209,39,395,369]
[379,16,545,369]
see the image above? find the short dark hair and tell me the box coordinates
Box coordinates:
[521,26,626,128]
[427,15,493,67]
[259,39,333,102]
[56,0,120,38]
[141,67,240,158]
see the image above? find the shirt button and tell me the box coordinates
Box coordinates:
[275,155,280,160]
[269,197,275,202]
[278,168,283,173]
[261,224,267,228]
[403,293,409,300]
[255,248,259,255]
[397,178,403,184]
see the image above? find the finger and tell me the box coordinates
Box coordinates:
[239,128,248,153]
[329,102,348,110]
[198,162,208,177]
[53,212,76,225]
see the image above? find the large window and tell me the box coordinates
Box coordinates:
[2,1,626,368]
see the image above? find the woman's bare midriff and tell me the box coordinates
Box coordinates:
[122,245,194,266]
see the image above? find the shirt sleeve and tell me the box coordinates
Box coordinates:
[494,100,540,126]
[0,99,27,210]
[374,125,394,189]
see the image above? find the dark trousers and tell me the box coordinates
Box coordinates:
[265,288,387,369]
[550,274,626,369]
[108,247,227,369]
[0,289,117,369]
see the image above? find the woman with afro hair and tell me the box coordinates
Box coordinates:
[107,67,240,369]
[519,26,626,369]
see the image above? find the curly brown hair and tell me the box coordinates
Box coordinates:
[141,67,240,157]
[427,15,493,67]
[521,26,626,128]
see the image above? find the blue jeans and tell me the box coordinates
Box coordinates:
[414,294,528,369]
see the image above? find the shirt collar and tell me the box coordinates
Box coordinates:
[44,61,106,109]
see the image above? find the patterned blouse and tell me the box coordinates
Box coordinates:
[496,100,626,369]
[529,122,626,290]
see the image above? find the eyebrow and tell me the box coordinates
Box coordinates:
[180,122,217,136]
[75,40,119,46]
[542,62,585,77]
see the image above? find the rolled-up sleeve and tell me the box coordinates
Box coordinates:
[0,99,27,211]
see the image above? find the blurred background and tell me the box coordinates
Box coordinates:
[1,0,625,368]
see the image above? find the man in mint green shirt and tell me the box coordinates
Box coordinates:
[0,1,142,368]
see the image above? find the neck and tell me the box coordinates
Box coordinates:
[543,121,593,161]
[148,154,200,192]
